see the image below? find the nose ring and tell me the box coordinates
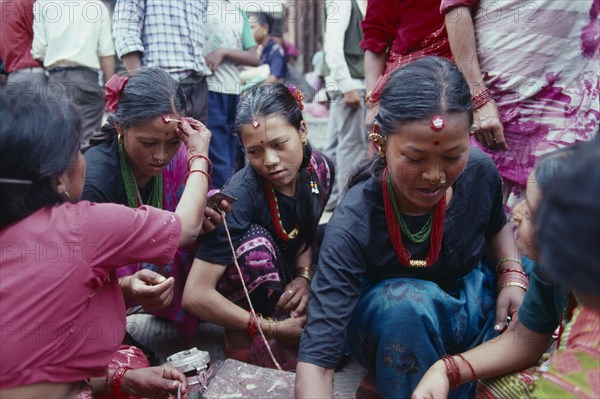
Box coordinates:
[158,159,164,164]
[439,171,446,185]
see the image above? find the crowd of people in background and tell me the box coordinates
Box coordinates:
[0,0,598,398]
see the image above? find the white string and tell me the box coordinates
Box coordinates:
[218,209,282,371]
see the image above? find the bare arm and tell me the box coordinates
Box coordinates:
[364,49,387,94]
[412,318,551,398]
[205,46,260,72]
[173,120,211,247]
[99,55,115,83]
[295,362,335,398]
[121,52,142,74]
[445,6,506,150]
[182,258,306,344]
[486,223,526,331]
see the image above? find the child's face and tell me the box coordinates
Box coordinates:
[512,172,542,261]
[240,115,306,197]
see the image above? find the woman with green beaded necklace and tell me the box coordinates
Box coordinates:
[295,57,528,399]
[82,67,228,340]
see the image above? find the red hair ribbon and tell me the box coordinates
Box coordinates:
[104,74,129,113]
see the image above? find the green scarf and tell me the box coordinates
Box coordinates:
[118,140,163,208]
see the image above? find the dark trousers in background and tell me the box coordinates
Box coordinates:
[207,91,241,188]
[180,75,209,125]
[47,68,104,148]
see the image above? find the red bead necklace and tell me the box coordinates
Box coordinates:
[381,167,446,267]
[264,181,299,241]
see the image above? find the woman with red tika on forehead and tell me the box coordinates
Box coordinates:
[83,67,229,341]
[295,57,528,399]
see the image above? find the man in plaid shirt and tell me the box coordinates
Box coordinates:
[113,0,212,123]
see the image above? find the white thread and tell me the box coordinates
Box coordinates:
[219,209,282,370]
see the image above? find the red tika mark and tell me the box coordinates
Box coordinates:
[434,140,440,145]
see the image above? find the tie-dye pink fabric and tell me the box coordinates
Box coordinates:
[471,0,599,203]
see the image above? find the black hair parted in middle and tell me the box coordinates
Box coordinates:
[348,56,473,189]
[235,82,317,257]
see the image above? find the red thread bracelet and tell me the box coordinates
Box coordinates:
[112,366,131,399]
[188,154,213,174]
[185,169,212,189]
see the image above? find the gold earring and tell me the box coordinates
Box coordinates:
[63,190,71,200]
[368,132,386,158]
[302,138,308,147]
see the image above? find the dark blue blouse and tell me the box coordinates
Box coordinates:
[299,148,506,369]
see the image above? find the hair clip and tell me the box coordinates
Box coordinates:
[430,115,445,131]
[161,115,182,124]
[287,84,305,111]
[252,120,260,128]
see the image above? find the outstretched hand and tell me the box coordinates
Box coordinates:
[175,117,211,159]
[494,286,526,333]
[411,360,450,399]
[121,364,188,399]
[276,277,309,317]
[472,100,507,151]
[126,269,175,311]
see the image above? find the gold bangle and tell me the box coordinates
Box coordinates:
[498,281,528,292]
[296,266,313,282]
[496,257,524,273]
[365,90,372,103]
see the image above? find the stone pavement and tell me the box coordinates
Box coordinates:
[127,314,367,398]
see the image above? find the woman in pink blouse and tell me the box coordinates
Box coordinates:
[0,81,213,398]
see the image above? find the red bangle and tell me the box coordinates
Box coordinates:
[112,366,131,399]
[500,268,528,278]
[246,311,260,337]
[472,88,493,110]
[441,355,461,389]
[185,169,212,189]
[456,353,478,381]
[188,154,213,175]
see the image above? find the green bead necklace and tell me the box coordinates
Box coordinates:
[386,172,432,243]
[118,140,163,209]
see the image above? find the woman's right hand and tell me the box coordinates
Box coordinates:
[175,117,211,158]
[121,365,188,399]
[411,360,450,399]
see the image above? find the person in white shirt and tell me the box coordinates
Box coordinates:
[32,0,115,147]
[321,0,368,211]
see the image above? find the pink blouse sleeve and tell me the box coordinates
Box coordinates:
[79,202,182,279]
[440,0,479,14]
[360,0,400,53]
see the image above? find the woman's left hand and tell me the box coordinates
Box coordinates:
[494,286,526,332]
[201,200,232,234]
[276,277,309,317]
[473,101,508,151]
